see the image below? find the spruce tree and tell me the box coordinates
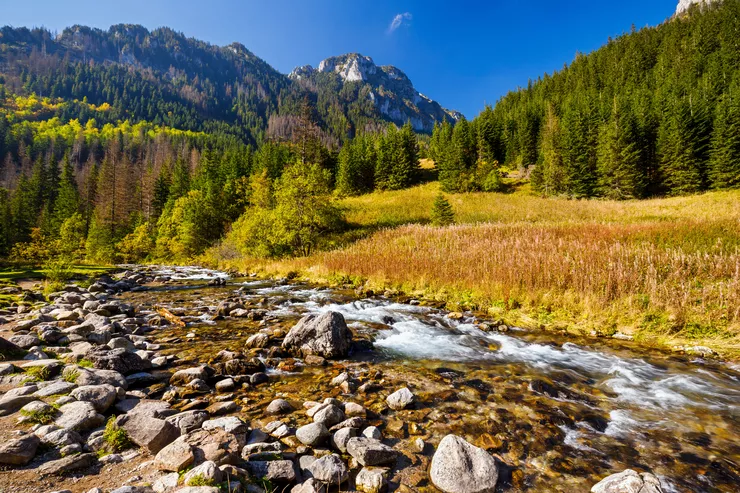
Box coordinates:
[430,193,455,226]
[597,98,645,199]
[709,91,740,189]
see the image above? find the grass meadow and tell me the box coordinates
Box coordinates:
[211,181,740,359]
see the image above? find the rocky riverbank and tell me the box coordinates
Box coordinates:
[0,266,737,492]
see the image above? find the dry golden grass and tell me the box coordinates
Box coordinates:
[212,183,740,358]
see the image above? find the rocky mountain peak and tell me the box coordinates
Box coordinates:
[676,0,718,14]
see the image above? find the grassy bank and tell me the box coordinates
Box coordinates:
[208,183,740,359]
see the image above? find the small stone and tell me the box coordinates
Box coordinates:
[356,467,390,493]
[296,422,330,447]
[362,426,382,440]
[591,469,664,493]
[386,387,415,410]
[331,427,358,453]
[183,460,223,486]
[266,398,294,415]
[346,437,397,467]
[308,453,349,485]
[430,434,498,493]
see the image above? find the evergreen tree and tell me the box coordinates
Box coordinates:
[52,154,80,231]
[709,90,740,189]
[430,193,455,226]
[658,96,704,194]
[597,98,645,199]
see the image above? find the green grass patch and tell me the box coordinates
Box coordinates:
[103,417,133,452]
[186,474,217,487]
[23,365,52,382]
[20,407,57,424]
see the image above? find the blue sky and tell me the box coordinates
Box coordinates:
[2,0,680,117]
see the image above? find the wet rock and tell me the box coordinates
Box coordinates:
[183,460,223,486]
[246,332,270,349]
[206,400,239,416]
[296,422,330,447]
[250,372,269,385]
[346,437,397,466]
[309,453,348,485]
[591,469,664,493]
[55,401,106,432]
[38,452,96,475]
[117,413,180,454]
[170,366,213,386]
[187,378,210,392]
[430,434,498,493]
[215,378,235,392]
[344,402,366,417]
[166,410,209,434]
[355,467,389,493]
[155,439,195,472]
[216,301,244,317]
[266,398,294,415]
[282,312,352,359]
[70,384,117,413]
[0,434,40,465]
[386,387,415,410]
[247,460,297,482]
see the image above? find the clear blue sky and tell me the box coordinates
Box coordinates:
[2,0,680,117]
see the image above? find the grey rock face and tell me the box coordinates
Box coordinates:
[117,413,180,454]
[70,384,117,412]
[430,434,498,493]
[155,439,194,472]
[246,460,297,482]
[591,469,664,493]
[282,312,352,359]
[38,452,96,475]
[676,0,717,15]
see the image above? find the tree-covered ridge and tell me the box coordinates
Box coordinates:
[0,24,456,146]
[437,0,740,198]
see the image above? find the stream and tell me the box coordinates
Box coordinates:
[122,266,740,492]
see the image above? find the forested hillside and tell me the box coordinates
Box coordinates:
[431,0,740,198]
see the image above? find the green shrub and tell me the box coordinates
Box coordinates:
[24,365,52,381]
[187,474,217,487]
[103,417,133,452]
[19,407,57,424]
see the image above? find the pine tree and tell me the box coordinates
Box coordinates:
[597,98,645,199]
[533,105,566,195]
[658,96,704,195]
[52,154,80,231]
[430,193,455,226]
[709,90,740,189]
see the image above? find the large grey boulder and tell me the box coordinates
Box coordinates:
[591,469,663,493]
[117,413,180,454]
[0,434,40,465]
[308,454,348,485]
[85,347,151,374]
[70,384,117,412]
[0,393,37,416]
[247,460,297,482]
[54,401,106,432]
[430,435,498,493]
[68,366,128,389]
[8,334,40,349]
[282,312,352,359]
[165,410,209,434]
[346,437,397,467]
[155,439,195,472]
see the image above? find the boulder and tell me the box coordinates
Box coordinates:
[33,380,77,398]
[117,413,180,454]
[246,460,297,483]
[70,366,128,389]
[0,394,37,416]
[182,460,223,486]
[346,437,397,467]
[282,312,352,359]
[386,387,415,410]
[70,384,117,412]
[8,334,40,349]
[54,401,105,432]
[430,434,498,493]
[155,439,195,472]
[170,366,212,386]
[180,428,244,465]
[591,469,664,493]
[266,398,294,415]
[202,416,249,435]
[165,410,209,434]
[85,347,151,374]
[38,452,96,475]
[0,434,40,465]
[331,427,358,453]
[312,404,345,427]
[308,454,348,485]
[41,428,83,448]
[296,422,330,447]
[356,467,390,493]
[241,442,283,459]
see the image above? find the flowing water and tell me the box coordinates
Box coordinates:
[123,266,740,492]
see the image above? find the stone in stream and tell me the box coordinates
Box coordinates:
[0,434,40,465]
[296,422,330,447]
[266,398,294,415]
[386,387,415,410]
[311,403,345,427]
[346,437,398,467]
[430,434,498,493]
[308,453,349,485]
[201,416,249,435]
[282,311,352,359]
[591,469,664,493]
[170,366,213,386]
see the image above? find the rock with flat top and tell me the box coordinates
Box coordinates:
[282,312,352,359]
[346,437,397,467]
[0,434,40,465]
[117,413,179,454]
[430,434,498,493]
